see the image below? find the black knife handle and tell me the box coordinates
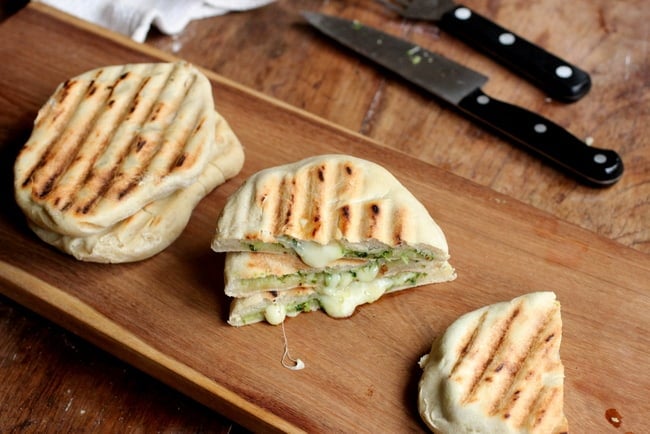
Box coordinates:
[440,5,591,102]
[457,88,623,186]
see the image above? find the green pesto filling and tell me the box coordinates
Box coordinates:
[253,261,379,289]
[240,240,435,262]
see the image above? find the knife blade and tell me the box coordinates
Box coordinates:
[380,0,591,102]
[303,12,623,186]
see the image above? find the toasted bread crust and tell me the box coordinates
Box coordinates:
[25,114,244,263]
[212,154,449,253]
[15,62,217,237]
[418,292,568,434]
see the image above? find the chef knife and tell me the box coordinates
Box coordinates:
[379,0,591,102]
[303,12,623,186]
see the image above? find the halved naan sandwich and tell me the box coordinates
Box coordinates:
[418,291,568,434]
[212,154,456,325]
[225,250,454,326]
[15,62,244,262]
[212,154,450,268]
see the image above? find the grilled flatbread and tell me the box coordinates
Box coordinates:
[227,269,447,326]
[15,61,219,237]
[214,154,455,326]
[228,286,321,327]
[224,250,454,325]
[418,292,568,434]
[212,154,450,268]
[15,61,244,262]
[28,116,244,263]
[223,250,453,296]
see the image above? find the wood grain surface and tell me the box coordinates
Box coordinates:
[0,1,648,432]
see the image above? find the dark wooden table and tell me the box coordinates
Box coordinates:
[1,0,648,431]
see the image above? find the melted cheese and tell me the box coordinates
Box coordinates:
[318,263,385,317]
[292,240,344,268]
[319,278,392,317]
[264,303,287,325]
[261,267,423,324]
[357,262,379,282]
[323,272,353,295]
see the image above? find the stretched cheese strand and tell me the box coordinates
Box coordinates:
[281,322,305,371]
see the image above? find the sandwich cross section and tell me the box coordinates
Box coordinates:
[211,154,456,326]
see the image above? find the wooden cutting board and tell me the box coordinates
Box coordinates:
[1,4,648,432]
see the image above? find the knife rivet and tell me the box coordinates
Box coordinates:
[534,123,547,133]
[454,7,472,20]
[477,95,490,105]
[555,65,573,78]
[498,33,516,46]
[594,154,608,164]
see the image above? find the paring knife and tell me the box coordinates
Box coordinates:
[303,12,623,187]
[380,0,591,102]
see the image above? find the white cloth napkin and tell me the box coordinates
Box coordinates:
[36,0,275,43]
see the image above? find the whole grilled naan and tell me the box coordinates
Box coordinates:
[14,62,244,262]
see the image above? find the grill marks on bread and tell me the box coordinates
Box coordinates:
[449,298,564,431]
[248,158,412,245]
[213,154,451,256]
[16,62,212,233]
[50,67,151,214]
